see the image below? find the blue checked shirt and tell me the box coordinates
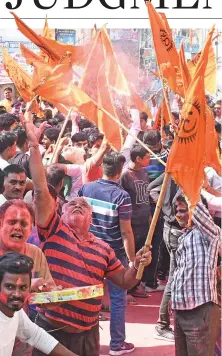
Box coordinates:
[171,202,221,310]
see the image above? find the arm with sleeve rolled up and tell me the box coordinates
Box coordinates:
[17,310,77,355]
[23,110,55,226]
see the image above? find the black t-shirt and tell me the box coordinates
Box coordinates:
[119,168,151,227]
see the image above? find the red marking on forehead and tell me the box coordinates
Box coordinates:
[16,278,23,285]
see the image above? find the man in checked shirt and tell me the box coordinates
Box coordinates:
[172,194,221,356]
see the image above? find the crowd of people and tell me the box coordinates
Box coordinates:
[0,84,221,356]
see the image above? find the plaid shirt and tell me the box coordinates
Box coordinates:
[171,202,221,310]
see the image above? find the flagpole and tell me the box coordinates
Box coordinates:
[48,107,73,165]
[136,172,170,280]
[92,100,166,166]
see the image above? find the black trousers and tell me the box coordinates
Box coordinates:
[32,313,100,356]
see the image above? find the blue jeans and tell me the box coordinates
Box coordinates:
[107,254,128,350]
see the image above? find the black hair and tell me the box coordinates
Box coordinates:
[43,128,60,142]
[140,112,148,121]
[103,152,126,177]
[78,118,95,131]
[143,130,161,147]
[71,132,88,144]
[0,252,33,285]
[0,106,7,115]
[172,112,180,123]
[3,87,12,93]
[0,113,17,131]
[0,199,35,223]
[0,131,17,153]
[43,109,53,121]
[13,127,27,148]
[54,113,65,122]
[130,144,149,162]
[87,129,104,148]
[215,121,222,134]
[0,169,4,194]
[46,164,66,189]
[3,164,26,178]
[56,120,72,134]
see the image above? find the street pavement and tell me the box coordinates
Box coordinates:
[100,291,175,356]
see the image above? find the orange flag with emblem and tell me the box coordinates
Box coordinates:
[166,26,215,217]
[146,1,183,97]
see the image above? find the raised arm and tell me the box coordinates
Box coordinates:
[23,110,55,225]
[192,201,221,243]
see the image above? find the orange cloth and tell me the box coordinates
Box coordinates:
[153,97,170,130]
[166,26,215,218]
[80,30,122,151]
[179,42,192,93]
[146,2,183,97]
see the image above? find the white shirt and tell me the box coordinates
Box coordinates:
[0,195,7,206]
[204,167,222,190]
[0,309,58,356]
[0,157,9,170]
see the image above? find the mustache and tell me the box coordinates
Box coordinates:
[8,297,24,303]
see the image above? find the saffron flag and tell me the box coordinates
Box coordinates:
[33,62,92,117]
[11,12,60,62]
[166,26,215,217]
[179,42,191,92]
[43,17,52,39]
[2,48,34,103]
[146,1,183,97]
[12,12,92,67]
[188,42,217,95]
[80,30,122,151]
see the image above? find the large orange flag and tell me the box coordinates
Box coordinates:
[12,12,92,67]
[34,66,99,121]
[179,42,191,93]
[80,30,122,151]
[166,26,215,216]
[166,66,206,217]
[2,48,33,103]
[188,42,217,95]
[146,1,183,97]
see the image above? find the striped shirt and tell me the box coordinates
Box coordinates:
[78,179,132,254]
[171,202,221,310]
[37,212,124,330]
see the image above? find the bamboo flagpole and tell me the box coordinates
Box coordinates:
[48,107,73,165]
